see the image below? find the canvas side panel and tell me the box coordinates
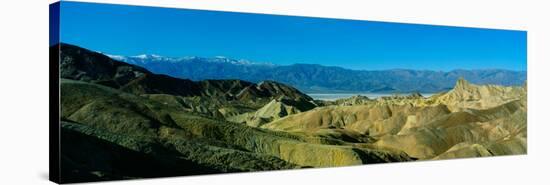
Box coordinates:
[49,1,60,184]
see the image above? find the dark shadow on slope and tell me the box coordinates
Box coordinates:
[60,123,221,183]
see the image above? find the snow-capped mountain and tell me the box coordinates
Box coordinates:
[106,53,274,66]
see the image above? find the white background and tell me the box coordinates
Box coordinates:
[0,0,549,184]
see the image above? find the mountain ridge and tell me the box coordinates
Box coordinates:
[105,52,526,93]
[59,43,312,103]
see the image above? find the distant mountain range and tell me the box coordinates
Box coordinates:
[105,53,526,93]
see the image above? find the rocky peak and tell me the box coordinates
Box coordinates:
[454,77,473,90]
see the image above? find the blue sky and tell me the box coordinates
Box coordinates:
[59,1,526,71]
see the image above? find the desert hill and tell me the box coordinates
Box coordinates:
[227,98,316,127]
[56,44,413,183]
[262,78,527,159]
[431,77,526,110]
[59,77,411,181]
[58,43,316,120]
